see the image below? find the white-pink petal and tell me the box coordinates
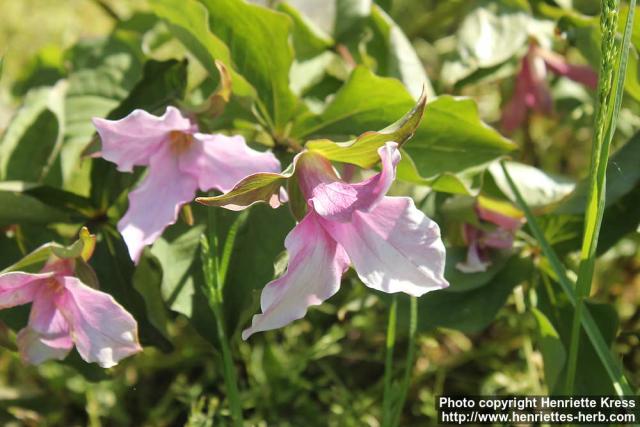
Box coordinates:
[242,212,349,340]
[118,146,199,263]
[0,272,52,309]
[321,197,448,296]
[180,133,281,193]
[17,284,73,365]
[307,142,401,222]
[57,276,142,368]
[93,106,193,173]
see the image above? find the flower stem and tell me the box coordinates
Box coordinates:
[391,296,418,427]
[382,295,398,426]
[200,208,244,427]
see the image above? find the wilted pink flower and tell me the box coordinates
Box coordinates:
[0,258,141,367]
[241,142,448,339]
[501,43,597,133]
[93,107,280,263]
[456,201,524,273]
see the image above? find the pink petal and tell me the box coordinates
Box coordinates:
[0,272,51,309]
[16,327,72,365]
[118,145,199,263]
[57,276,142,368]
[536,47,598,89]
[242,211,349,340]
[501,63,531,134]
[93,107,193,173]
[320,197,448,296]
[476,204,523,231]
[482,228,514,249]
[179,133,281,193]
[301,142,400,222]
[455,241,490,273]
[17,283,72,365]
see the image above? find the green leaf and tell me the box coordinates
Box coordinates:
[557,131,640,214]
[441,0,531,85]
[0,191,69,227]
[443,247,510,293]
[91,227,173,351]
[404,96,516,179]
[305,87,426,168]
[0,82,66,183]
[278,2,334,60]
[61,35,144,190]
[532,308,566,392]
[153,0,298,131]
[292,66,415,139]
[196,170,290,211]
[149,0,255,99]
[489,161,576,209]
[222,205,294,335]
[368,5,434,99]
[418,255,532,333]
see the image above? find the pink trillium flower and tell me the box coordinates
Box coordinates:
[0,258,141,367]
[501,43,598,133]
[456,201,524,273]
[93,107,281,263]
[241,142,448,339]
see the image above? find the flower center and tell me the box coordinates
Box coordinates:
[168,131,194,154]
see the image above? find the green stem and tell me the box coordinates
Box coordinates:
[382,295,398,426]
[391,296,418,427]
[499,160,633,397]
[200,208,244,427]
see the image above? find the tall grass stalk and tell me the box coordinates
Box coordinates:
[565,0,635,394]
[499,161,633,397]
[200,207,244,427]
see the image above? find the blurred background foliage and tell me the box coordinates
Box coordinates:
[0,0,639,426]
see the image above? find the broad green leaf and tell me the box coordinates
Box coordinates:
[418,255,532,333]
[458,0,530,67]
[335,0,372,40]
[278,2,334,60]
[368,5,434,99]
[292,67,414,139]
[441,0,531,85]
[149,0,255,99]
[61,35,144,191]
[489,161,576,209]
[557,131,640,214]
[0,82,66,183]
[396,151,482,195]
[294,67,514,183]
[200,0,298,131]
[222,205,295,335]
[442,247,509,293]
[91,226,173,351]
[154,0,298,131]
[532,308,566,392]
[196,170,290,211]
[405,96,516,179]
[0,191,68,227]
[305,88,426,168]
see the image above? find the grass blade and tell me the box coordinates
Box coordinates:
[499,160,633,397]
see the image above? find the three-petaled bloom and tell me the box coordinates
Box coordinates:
[93,107,281,263]
[456,200,524,273]
[0,258,141,367]
[241,142,448,339]
[501,42,598,133]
